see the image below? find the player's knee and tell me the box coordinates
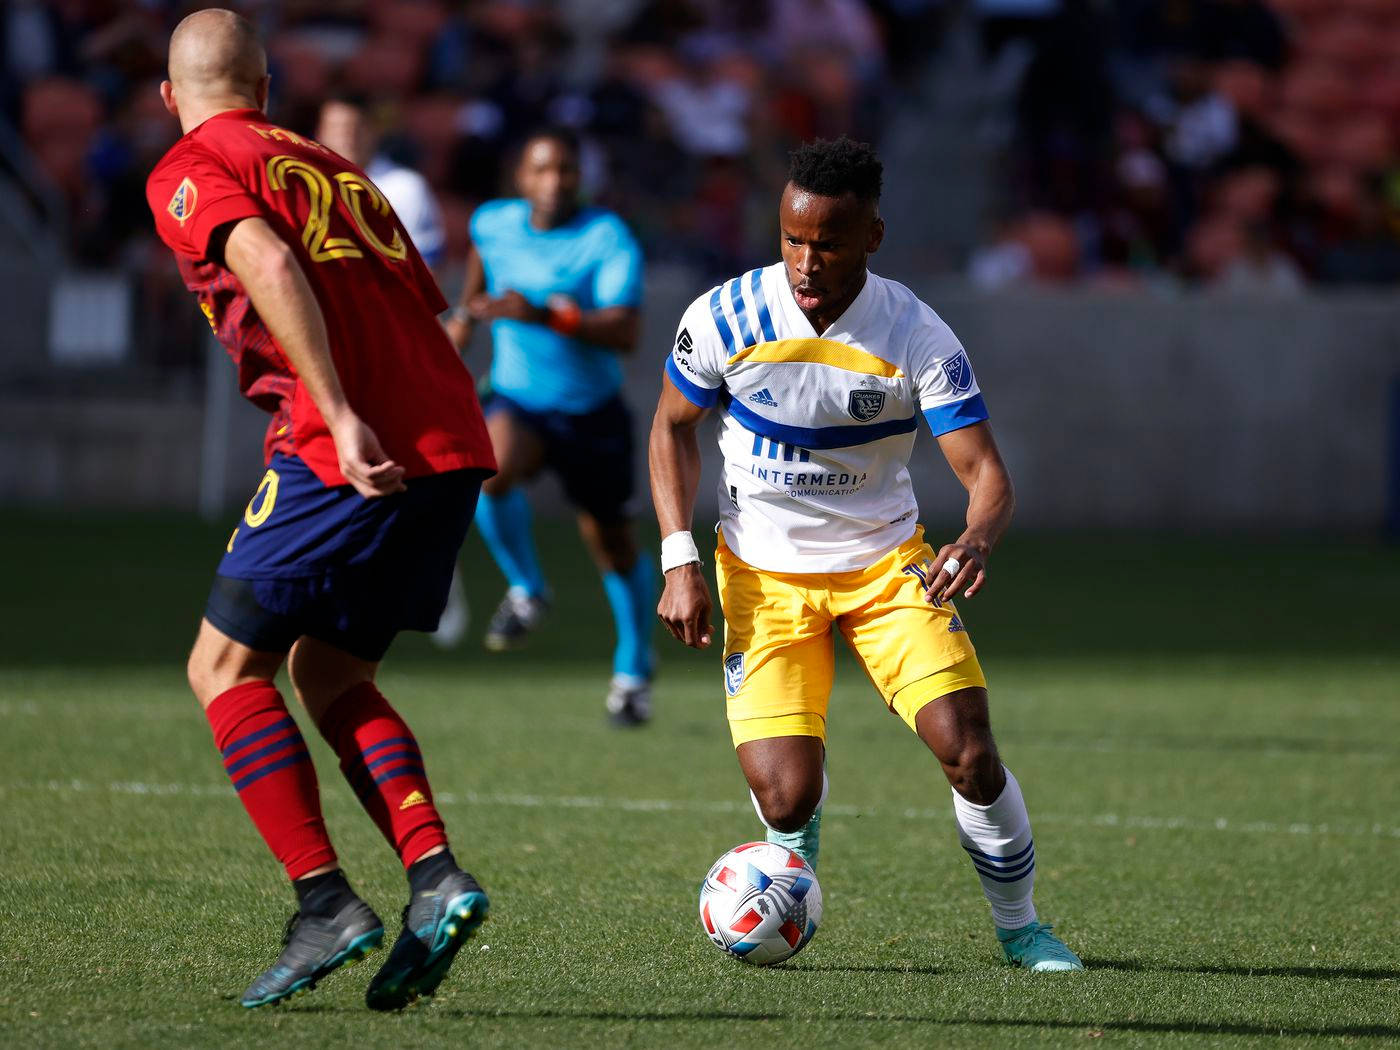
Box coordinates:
[186,638,241,706]
[756,779,823,833]
[945,738,1004,804]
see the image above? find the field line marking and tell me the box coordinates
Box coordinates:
[5,778,1400,840]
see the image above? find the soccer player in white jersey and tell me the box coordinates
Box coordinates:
[649,138,1082,972]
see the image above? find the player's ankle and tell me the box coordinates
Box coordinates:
[293,868,358,917]
[407,846,458,893]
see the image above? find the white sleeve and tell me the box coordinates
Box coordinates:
[910,311,990,436]
[664,290,729,408]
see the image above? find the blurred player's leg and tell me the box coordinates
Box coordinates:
[289,636,489,1010]
[429,565,469,648]
[477,487,550,647]
[914,688,1082,972]
[580,513,657,726]
[478,407,550,649]
[187,620,383,1007]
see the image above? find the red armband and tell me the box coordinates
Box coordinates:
[546,294,582,337]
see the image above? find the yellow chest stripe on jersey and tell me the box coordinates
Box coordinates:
[727,338,904,378]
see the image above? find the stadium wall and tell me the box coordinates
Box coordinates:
[3,270,1399,532]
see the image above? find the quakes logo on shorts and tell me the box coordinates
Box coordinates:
[724,652,746,697]
[167,177,197,226]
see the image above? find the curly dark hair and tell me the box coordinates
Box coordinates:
[787,137,883,203]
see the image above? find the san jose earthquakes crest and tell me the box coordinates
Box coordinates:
[724,652,745,696]
[847,389,885,421]
[941,350,974,394]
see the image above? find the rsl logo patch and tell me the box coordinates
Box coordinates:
[847,389,885,421]
[724,652,746,697]
[941,350,974,394]
[167,177,197,226]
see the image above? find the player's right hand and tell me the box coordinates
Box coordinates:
[657,564,714,649]
[329,413,407,498]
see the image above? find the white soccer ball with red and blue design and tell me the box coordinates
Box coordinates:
[698,841,822,965]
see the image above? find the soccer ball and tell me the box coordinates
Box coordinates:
[698,842,822,965]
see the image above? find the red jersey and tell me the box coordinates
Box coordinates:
[146,109,494,486]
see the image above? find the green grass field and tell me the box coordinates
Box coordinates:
[1,511,1398,1048]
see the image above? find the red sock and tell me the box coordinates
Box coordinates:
[317,682,448,868]
[205,681,338,880]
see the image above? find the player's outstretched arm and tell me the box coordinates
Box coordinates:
[649,380,714,649]
[221,216,405,499]
[928,421,1015,604]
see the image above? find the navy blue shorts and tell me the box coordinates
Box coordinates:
[205,453,486,662]
[484,391,635,523]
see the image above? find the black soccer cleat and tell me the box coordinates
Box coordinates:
[365,869,489,1011]
[240,899,384,1008]
[605,674,653,728]
[482,588,548,651]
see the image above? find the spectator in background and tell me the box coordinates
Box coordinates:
[317,94,446,268]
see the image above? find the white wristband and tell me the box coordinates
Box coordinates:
[660,530,702,572]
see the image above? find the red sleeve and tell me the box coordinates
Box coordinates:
[147,142,268,260]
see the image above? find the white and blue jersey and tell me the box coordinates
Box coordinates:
[472,199,644,414]
[666,264,989,573]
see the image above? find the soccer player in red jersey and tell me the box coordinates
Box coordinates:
[146,9,496,1010]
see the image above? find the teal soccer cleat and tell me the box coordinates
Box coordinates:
[997,921,1084,972]
[240,899,384,1007]
[766,805,822,872]
[365,870,489,1010]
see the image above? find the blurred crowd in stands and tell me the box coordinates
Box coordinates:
[971,0,1400,290]
[1,0,940,284]
[7,0,1400,300]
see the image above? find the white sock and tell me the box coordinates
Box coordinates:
[951,765,1037,930]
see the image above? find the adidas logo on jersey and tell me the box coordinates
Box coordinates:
[748,388,779,407]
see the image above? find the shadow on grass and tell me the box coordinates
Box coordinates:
[786,963,941,976]
[407,1008,1400,1038]
[1083,957,1400,980]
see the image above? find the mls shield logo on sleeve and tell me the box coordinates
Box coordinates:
[724,652,746,697]
[847,389,885,422]
[941,351,974,394]
[675,327,693,354]
[167,177,197,226]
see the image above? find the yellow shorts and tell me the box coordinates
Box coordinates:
[716,527,986,747]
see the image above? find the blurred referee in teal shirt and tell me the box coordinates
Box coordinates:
[444,127,655,727]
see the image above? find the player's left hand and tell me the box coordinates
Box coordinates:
[926,542,988,604]
[329,413,407,499]
[467,290,544,325]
